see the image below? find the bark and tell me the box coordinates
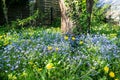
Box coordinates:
[86,0,94,33]
[59,0,73,33]
[2,0,8,24]
[0,0,5,25]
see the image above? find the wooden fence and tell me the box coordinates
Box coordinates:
[39,0,60,25]
[0,0,60,25]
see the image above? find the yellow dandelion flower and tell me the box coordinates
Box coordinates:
[56,47,59,51]
[8,74,17,80]
[22,71,28,77]
[0,36,2,39]
[48,46,52,50]
[12,75,17,80]
[8,73,13,80]
[104,66,109,73]
[33,64,37,68]
[72,37,75,40]
[109,71,115,78]
[4,40,9,46]
[37,68,42,72]
[64,36,68,40]
[79,40,83,45]
[110,33,117,38]
[46,63,54,70]
[28,61,33,65]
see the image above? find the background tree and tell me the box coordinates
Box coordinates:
[59,0,94,34]
[59,0,74,33]
[86,0,94,33]
[2,0,8,24]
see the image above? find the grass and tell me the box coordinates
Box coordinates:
[0,24,120,80]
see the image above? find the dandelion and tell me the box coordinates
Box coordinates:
[109,71,115,78]
[72,37,75,40]
[64,36,68,40]
[0,36,2,39]
[12,75,17,80]
[37,68,42,72]
[33,64,37,68]
[110,33,117,38]
[22,71,28,77]
[4,40,9,46]
[79,40,83,45]
[8,73,17,80]
[56,47,59,51]
[104,66,109,73]
[8,73,13,80]
[28,61,33,65]
[46,63,54,70]
[47,46,52,50]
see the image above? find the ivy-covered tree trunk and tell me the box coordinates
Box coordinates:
[59,0,94,34]
[59,0,73,33]
[86,0,94,33]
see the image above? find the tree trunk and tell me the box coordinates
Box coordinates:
[59,0,73,33]
[86,0,94,33]
[2,0,8,24]
[0,0,5,25]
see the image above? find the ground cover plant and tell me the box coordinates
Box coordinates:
[1,0,120,80]
[0,25,120,80]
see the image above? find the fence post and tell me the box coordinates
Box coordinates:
[50,7,53,25]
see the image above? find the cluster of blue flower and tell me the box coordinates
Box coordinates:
[0,30,119,75]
